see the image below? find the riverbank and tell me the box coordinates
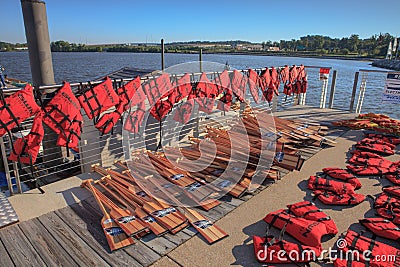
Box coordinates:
[371,59,400,71]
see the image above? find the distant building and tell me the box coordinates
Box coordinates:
[267,46,280,52]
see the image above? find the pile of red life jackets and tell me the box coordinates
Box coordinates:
[373,186,400,225]
[355,136,397,155]
[253,201,337,264]
[307,169,365,206]
[333,229,400,267]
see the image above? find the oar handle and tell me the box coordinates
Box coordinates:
[82,180,110,219]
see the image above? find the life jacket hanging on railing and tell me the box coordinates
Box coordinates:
[9,111,44,165]
[168,73,192,105]
[42,82,83,152]
[269,67,280,96]
[123,101,146,134]
[213,69,231,96]
[195,72,217,114]
[217,88,233,112]
[173,99,194,124]
[229,70,246,102]
[142,73,173,106]
[280,65,290,96]
[116,76,147,112]
[0,84,41,146]
[298,64,308,94]
[247,69,260,104]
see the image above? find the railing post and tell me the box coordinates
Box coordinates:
[199,48,203,72]
[0,137,13,195]
[349,71,359,112]
[328,70,337,109]
[161,38,165,71]
[355,72,368,114]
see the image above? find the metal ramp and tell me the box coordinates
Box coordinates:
[0,191,19,228]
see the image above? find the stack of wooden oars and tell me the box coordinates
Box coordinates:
[81,164,229,251]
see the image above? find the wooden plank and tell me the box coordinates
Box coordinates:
[0,225,46,267]
[122,242,161,267]
[0,237,15,267]
[57,203,148,266]
[219,195,245,207]
[19,219,79,267]
[37,212,109,266]
[162,230,192,246]
[196,202,236,221]
[140,233,177,256]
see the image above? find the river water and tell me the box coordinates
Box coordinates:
[0,52,398,118]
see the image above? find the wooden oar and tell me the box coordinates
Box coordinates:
[89,181,149,237]
[99,178,168,236]
[81,179,135,251]
[181,207,228,244]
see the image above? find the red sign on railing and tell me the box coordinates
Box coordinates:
[319,68,330,80]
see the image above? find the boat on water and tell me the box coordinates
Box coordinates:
[4,77,28,88]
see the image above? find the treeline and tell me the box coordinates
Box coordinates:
[1,33,396,58]
[273,33,394,57]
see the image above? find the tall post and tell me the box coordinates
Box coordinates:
[21,0,61,178]
[349,71,359,112]
[328,70,337,109]
[199,48,203,72]
[161,38,165,71]
[21,0,55,88]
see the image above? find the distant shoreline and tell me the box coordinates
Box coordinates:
[1,50,379,62]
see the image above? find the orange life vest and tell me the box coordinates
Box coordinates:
[247,69,260,104]
[123,101,146,134]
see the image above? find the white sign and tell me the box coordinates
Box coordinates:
[382,73,400,103]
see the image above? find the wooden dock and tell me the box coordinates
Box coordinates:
[0,107,357,266]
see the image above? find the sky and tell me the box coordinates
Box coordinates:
[3,0,400,44]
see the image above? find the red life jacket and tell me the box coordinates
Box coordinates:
[385,174,400,185]
[123,101,146,134]
[78,77,119,121]
[280,65,290,84]
[287,201,338,235]
[289,66,299,94]
[313,190,366,206]
[258,68,271,91]
[0,84,41,138]
[253,235,322,264]
[95,104,123,135]
[298,64,308,94]
[340,230,400,267]
[364,133,400,145]
[116,76,146,111]
[168,73,192,104]
[216,89,233,112]
[43,82,82,149]
[308,176,356,195]
[373,191,400,222]
[247,69,260,103]
[263,209,329,247]
[356,138,395,155]
[173,100,194,124]
[263,88,275,103]
[149,99,173,121]
[322,167,362,189]
[383,186,400,198]
[213,70,230,95]
[269,67,280,96]
[229,70,246,102]
[359,218,400,241]
[142,73,173,106]
[8,111,44,164]
[195,73,217,114]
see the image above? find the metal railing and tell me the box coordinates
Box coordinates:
[0,65,334,195]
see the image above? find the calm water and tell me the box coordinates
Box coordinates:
[0,52,398,118]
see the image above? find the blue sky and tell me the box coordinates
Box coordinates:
[3,0,400,44]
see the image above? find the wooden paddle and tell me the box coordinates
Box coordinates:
[181,207,228,244]
[98,178,168,236]
[89,181,149,237]
[81,179,135,251]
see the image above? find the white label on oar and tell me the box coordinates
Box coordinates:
[217,180,232,188]
[142,215,156,223]
[186,182,201,192]
[171,174,184,180]
[151,207,177,218]
[275,152,284,162]
[117,216,136,224]
[193,220,213,229]
[104,218,114,224]
[105,227,125,236]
